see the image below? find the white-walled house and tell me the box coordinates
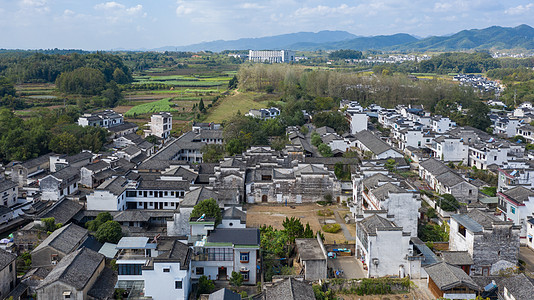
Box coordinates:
[142,240,192,300]
[0,179,18,208]
[191,228,260,285]
[427,136,468,163]
[527,219,534,251]
[355,212,420,278]
[39,166,80,201]
[86,176,129,211]
[497,186,534,244]
[353,130,403,159]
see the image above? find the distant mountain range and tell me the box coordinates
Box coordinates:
[157,24,534,52]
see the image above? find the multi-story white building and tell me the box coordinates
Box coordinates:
[248,50,295,63]
[77,110,124,128]
[144,112,173,139]
[497,186,534,244]
[0,248,16,298]
[116,237,192,300]
[191,227,260,285]
[516,124,534,143]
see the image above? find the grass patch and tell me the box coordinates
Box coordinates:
[317,209,334,217]
[205,91,269,123]
[322,223,341,233]
[125,98,178,117]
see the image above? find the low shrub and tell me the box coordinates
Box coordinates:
[322,223,341,233]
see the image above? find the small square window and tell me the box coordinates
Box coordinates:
[240,252,249,263]
[175,281,182,289]
[196,267,204,275]
[163,268,170,273]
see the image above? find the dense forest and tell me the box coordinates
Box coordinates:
[0,107,108,162]
[237,63,491,130]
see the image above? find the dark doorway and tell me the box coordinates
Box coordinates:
[262,195,268,202]
[218,267,227,280]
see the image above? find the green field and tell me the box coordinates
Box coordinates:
[133,74,231,87]
[205,91,269,123]
[124,98,178,117]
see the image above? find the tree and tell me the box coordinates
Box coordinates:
[41,217,61,232]
[440,194,460,212]
[0,77,16,98]
[384,159,398,172]
[101,81,122,107]
[282,217,304,244]
[229,271,244,287]
[318,144,333,157]
[197,275,215,295]
[228,75,238,89]
[49,132,79,155]
[191,198,222,225]
[201,144,225,163]
[95,220,122,243]
[56,67,106,95]
[112,68,129,84]
[198,99,206,113]
[311,132,322,147]
[226,138,245,156]
[304,223,314,238]
[87,212,113,231]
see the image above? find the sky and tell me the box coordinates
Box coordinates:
[0,0,533,50]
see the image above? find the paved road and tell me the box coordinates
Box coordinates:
[519,246,534,272]
[334,209,355,241]
[328,256,366,279]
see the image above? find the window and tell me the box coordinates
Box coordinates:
[126,191,137,197]
[458,225,466,238]
[240,252,250,263]
[240,270,249,281]
[175,281,182,289]
[163,268,170,272]
[511,207,516,214]
[118,264,143,275]
[196,267,204,275]
[9,263,12,272]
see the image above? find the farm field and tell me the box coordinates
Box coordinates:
[204,91,274,123]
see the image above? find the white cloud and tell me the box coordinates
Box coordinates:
[19,0,49,13]
[505,3,534,15]
[94,1,125,10]
[63,9,75,16]
[176,5,193,15]
[241,3,265,9]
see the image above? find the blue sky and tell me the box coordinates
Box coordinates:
[0,0,533,50]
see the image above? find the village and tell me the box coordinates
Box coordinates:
[1,89,534,299]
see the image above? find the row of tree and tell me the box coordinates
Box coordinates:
[0,107,108,162]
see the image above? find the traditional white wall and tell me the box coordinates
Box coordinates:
[87,190,125,211]
[143,261,190,300]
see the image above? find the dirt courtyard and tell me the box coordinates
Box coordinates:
[245,203,354,244]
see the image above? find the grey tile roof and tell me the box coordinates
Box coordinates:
[51,165,80,182]
[0,248,16,270]
[83,160,110,172]
[137,179,190,190]
[440,251,474,266]
[222,207,246,223]
[66,151,93,164]
[362,173,396,189]
[39,199,84,224]
[451,214,484,233]
[181,187,218,207]
[0,178,16,192]
[295,239,326,261]
[419,158,450,176]
[97,176,128,196]
[359,214,397,235]
[123,145,141,156]
[501,186,534,204]
[499,274,534,300]
[107,122,138,133]
[315,126,336,135]
[20,153,53,169]
[424,262,479,291]
[38,247,105,291]
[410,237,441,266]
[209,288,241,300]
[155,240,191,270]
[32,223,88,254]
[354,130,392,155]
[87,267,117,299]
[435,171,466,188]
[264,278,315,300]
[207,228,260,246]
[370,182,407,201]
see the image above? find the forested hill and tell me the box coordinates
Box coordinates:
[391,24,534,51]
[168,24,534,52]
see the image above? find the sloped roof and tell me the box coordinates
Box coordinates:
[264,278,315,300]
[32,223,88,255]
[82,160,110,172]
[499,274,534,300]
[501,186,534,204]
[419,158,450,176]
[181,187,218,207]
[222,207,246,223]
[359,214,397,235]
[38,247,104,291]
[425,262,479,291]
[0,248,16,270]
[362,173,396,189]
[154,240,191,270]
[0,178,16,192]
[97,176,128,196]
[209,288,241,300]
[440,251,474,266]
[354,130,392,155]
[39,199,83,224]
[87,267,117,299]
[370,182,407,201]
[436,171,466,188]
